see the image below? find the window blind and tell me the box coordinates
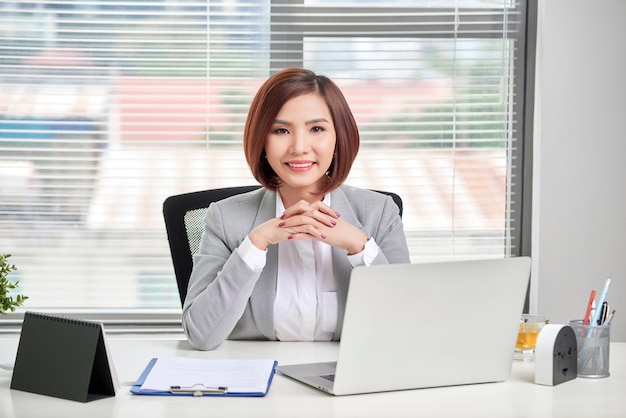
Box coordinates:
[0,0,531,313]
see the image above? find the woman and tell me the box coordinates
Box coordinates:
[183,68,410,350]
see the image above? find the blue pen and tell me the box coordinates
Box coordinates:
[591,278,611,326]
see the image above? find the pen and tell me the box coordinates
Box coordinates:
[590,278,611,326]
[605,310,616,326]
[170,384,228,396]
[583,289,596,325]
[596,301,609,325]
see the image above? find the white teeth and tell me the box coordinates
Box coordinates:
[288,162,313,168]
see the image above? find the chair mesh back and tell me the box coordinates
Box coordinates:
[184,207,209,256]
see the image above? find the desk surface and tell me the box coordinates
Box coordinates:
[1,334,625,418]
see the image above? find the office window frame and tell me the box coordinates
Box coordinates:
[0,0,536,330]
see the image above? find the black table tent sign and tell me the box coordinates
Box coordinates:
[10,311,117,402]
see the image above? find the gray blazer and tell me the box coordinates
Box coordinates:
[182,184,410,350]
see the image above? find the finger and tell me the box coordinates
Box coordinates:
[281,200,314,219]
[280,211,336,229]
[283,224,326,241]
[287,230,327,242]
[309,201,340,219]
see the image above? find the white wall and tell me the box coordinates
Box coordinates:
[533,0,626,341]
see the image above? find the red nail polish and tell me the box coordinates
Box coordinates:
[331,220,336,226]
[288,235,293,240]
[278,222,285,227]
[335,212,341,217]
[321,233,327,239]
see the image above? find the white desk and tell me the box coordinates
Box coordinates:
[1,334,625,418]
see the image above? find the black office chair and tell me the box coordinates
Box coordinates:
[163,185,403,306]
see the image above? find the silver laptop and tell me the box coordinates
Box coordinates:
[276,257,531,396]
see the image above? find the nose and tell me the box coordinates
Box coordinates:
[290,129,309,154]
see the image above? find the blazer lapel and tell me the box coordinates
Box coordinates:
[330,187,364,338]
[248,189,279,340]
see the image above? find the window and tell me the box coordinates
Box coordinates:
[0,1,534,320]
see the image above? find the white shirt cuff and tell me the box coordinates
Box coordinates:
[237,236,267,272]
[347,238,379,267]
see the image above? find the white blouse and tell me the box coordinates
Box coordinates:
[273,194,336,341]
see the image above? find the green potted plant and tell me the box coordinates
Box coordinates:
[1,254,28,314]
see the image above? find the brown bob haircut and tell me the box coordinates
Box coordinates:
[244,68,360,194]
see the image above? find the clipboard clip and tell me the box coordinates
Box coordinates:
[170,383,228,396]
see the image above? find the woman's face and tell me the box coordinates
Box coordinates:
[265,92,336,197]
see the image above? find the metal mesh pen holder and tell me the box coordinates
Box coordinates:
[569,320,610,378]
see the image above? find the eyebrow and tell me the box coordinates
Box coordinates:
[273,117,330,125]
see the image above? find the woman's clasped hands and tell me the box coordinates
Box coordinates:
[249,200,368,255]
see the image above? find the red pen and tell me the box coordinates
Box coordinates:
[583,290,596,325]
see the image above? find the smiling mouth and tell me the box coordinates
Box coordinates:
[287,162,314,169]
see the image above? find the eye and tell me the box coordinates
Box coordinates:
[274,127,290,135]
[311,126,324,133]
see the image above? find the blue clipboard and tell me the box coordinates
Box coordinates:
[130,358,278,397]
